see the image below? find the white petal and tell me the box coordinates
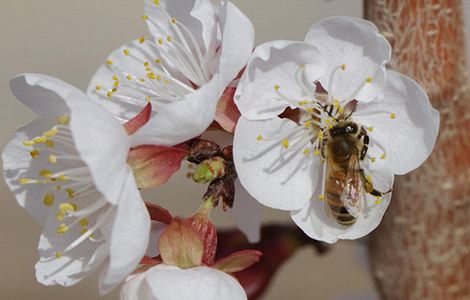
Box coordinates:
[233,117,319,211]
[353,71,439,175]
[120,272,149,300]
[231,179,262,243]
[2,118,58,225]
[217,1,254,88]
[305,16,391,103]
[10,74,74,117]
[144,0,217,55]
[141,265,246,300]
[291,151,394,243]
[99,172,150,295]
[235,40,325,120]
[129,75,222,146]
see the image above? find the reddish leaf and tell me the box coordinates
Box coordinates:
[214,250,262,273]
[140,255,162,266]
[214,87,240,134]
[128,144,188,189]
[145,202,173,224]
[123,102,152,135]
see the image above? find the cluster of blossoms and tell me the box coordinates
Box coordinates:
[2,0,439,299]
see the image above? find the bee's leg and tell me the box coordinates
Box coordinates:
[358,127,369,161]
[359,169,392,196]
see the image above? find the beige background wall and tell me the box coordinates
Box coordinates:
[2,1,467,299]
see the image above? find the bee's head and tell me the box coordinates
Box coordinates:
[329,122,358,137]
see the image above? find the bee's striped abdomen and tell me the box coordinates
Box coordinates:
[325,179,357,227]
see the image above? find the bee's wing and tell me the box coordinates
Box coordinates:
[324,156,345,218]
[340,152,365,218]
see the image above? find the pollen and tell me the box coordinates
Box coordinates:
[154,0,159,6]
[65,188,75,199]
[304,120,312,128]
[303,148,310,155]
[141,15,149,21]
[30,149,40,159]
[381,154,386,160]
[59,202,76,213]
[366,76,372,83]
[126,74,133,81]
[112,74,119,81]
[281,139,289,149]
[370,156,376,163]
[313,149,320,156]
[56,224,69,235]
[45,140,55,148]
[55,251,62,259]
[123,49,130,56]
[79,218,89,227]
[390,113,396,119]
[43,193,55,207]
[48,154,57,164]
[375,197,382,205]
[113,81,120,88]
[155,59,161,64]
[106,60,113,65]
[107,91,114,98]
[318,194,325,201]
[298,100,309,106]
[95,85,102,91]
[166,35,173,42]
[340,64,346,70]
[256,134,263,141]
[158,38,164,45]
[138,36,146,44]
[57,115,70,125]
[274,84,280,91]
[368,126,374,132]
[38,169,52,178]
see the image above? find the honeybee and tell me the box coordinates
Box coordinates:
[320,100,391,227]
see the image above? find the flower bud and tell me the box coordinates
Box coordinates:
[192,157,226,183]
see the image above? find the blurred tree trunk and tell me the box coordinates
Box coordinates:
[364,0,470,299]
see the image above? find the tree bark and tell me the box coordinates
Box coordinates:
[365,0,470,299]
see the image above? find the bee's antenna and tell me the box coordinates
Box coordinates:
[318,103,339,122]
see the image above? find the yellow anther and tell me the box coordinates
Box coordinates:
[154,0,159,6]
[65,188,75,199]
[38,169,52,178]
[156,75,162,81]
[256,134,263,141]
[44,127,58,138]
[299,64,305,69]
[45,140,55,148]
[155,59,161,64]
[366,76,372,83]
[274,84,280,91]
[56,174,68,182]
[141,15,149,21]
[144,96,151,102]
[106,60,113,65]
[281,139,289,149]
[112,74,119,81]
[318,194,325,201]
[298,100,309,106]
[138,36,146,44]
[171,17,177,24]
[123,49,130,56]
[113,81,120,88]
[366,175,372,183]
[158,38,164,45]
[95,85,102,91]
[143,61,150,67]
[107,91,114,99]
[80,228,89,235]
[55,186,62,191]
[59,203,76,214]
[55,251,62,259]
[341,64,346,71]
[380,154,386,160]
[57,115,70,125]
[375,197,382,205]
[370,156,376,163]
[43,193,55,207]
[57,224,69,234]
[166,35,173,42]
[313,149,321,156]
[139,78,146,83]
[30,150,40,159]
[368,126,374,132]
[32,136,46,144]
[22,140,34,147]
[79,218,89,227]
[303,148,311,155]
[163,79,170,85]
[325,118,331,125]
[147,72,156,79]
[390,113,396,119]
[306,108,314,114]
[48,154,57,164]
[126,74,133,81]
[304,120,312,128]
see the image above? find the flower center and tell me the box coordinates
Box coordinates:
[19,115,112,259]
